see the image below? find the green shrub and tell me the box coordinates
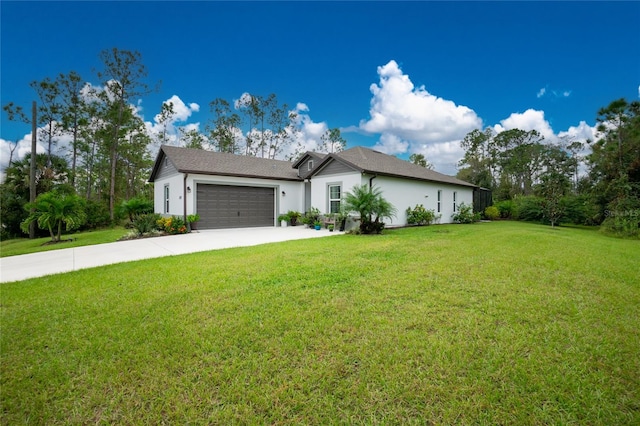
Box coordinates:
[157,216,189,234]
[343,184,397,234]
[495,200,515,219]
[513,196,544,222]
[287,210,301,226]
[119,197,153,222]
[452,202,480,224]
[132,213,161,236]
[484,205,500,220]
[560,195,600,226]
[406,204,438,225]
[302,207,321,228]
[600,197,640,238]
[82,199,112,230]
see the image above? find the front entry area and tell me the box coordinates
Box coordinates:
[196,184,275,229]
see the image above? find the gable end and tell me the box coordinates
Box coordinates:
[314,157,359,176]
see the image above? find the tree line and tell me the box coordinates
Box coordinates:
[1,48,346,240]
[456,98,640,236]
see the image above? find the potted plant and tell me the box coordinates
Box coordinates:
[303,207,321,229]
[287,210,301,226]
[336,209,349,232]
[328,224,334,232]
[314,220,322,230]
[187,213,200,231]
[278,213,290,227]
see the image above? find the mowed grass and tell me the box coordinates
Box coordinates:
[1,222,638,424]
[0,227,128,257]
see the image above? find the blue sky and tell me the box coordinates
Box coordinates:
[1,1,639,175]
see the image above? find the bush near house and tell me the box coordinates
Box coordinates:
[406,204,439,226]
[157,216,188,234]
[495,199,515,219]
[119,197,154,223]
[451,202,480,224]
[343,184,397,234]
[483,205,500,220]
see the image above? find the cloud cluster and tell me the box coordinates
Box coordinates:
[493,109,555,139]
[359,61,481,147]
[281,103,329,158]
[357,60,482,172]
[536,86,571,99]
[352,61,600,175]
[147,95,201,146]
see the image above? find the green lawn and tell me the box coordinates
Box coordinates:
[1,222,639,424]
[0,227,128,257]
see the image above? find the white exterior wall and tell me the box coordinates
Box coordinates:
[153,173,184,217]
[369,175,473,226]
[153,166,474,226]
[310,171,362,214]
[155,173,305,220]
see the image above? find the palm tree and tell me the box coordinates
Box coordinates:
[343,184,397,234]
[21,191,86,242]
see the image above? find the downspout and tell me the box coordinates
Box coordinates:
[183,173,188,224]
[368,174,377,223]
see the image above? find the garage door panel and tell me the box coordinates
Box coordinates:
[196,184,274,229]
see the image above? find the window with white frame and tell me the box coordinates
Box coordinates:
[453,191,457,212]
[437,190,442,213]
[329,184,341,213]
[308,160,314,171]
[164,184,170,213]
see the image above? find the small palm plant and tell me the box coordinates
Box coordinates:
[119,197,153,222]
[21,191,87,242]
[343,184,397,234]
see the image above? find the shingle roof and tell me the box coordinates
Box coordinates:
[319,146,476,188]
[291,151,327,179]
[149,145,476,188]
[149,145,301,182]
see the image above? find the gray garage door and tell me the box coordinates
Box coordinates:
[196,184,275,229]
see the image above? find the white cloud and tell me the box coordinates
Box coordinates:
[154,95,199,124]
[0,128,71,182]
[414,141,466,176]
[234,92,253,110]
[283,103,329,157]
[355,60,481,175]
[493,109,555,139]
[558,120,599,143]
[372,134,409,155]
[359,60,482,156]
[536,85,572,99]
[146,95,200,146]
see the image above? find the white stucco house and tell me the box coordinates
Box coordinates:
[148,145,478,229]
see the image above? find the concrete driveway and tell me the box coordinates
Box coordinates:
[0,226,341,283]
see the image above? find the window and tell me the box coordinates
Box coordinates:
[329,184,341,213]
[437,190,442,213]
[453,191,457,212]
[164,185,170,213]
[308,160,314,171]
